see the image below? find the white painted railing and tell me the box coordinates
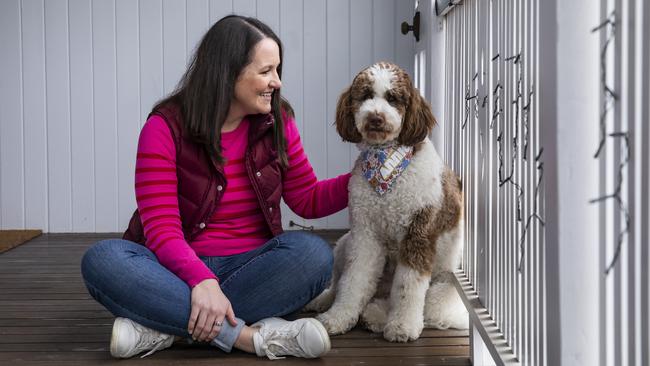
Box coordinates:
[595,1,649,366]
[443,0,546,364]
[438,0,649,365]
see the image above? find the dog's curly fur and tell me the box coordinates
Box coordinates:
[305,62,468,342]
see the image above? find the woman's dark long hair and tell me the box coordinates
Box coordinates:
[154,15,292,167]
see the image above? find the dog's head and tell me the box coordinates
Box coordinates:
[335,62,437,146]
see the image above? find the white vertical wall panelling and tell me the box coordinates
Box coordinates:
[395,1,415,88]
[302,0,328,230]
[372,0,395,64]
[233,0,256,17]
[21,0,48,231]
[0,0,24,229]
[69,0,95,232]
[92,0,118,232]
[116,0,140,229]
[209,0,232,23]
[162,0,186,95]
[139,0,163,125]
[326,0,351,229]
[350,0,373,81]
[278,0,304,229]
[256,0,280,35]
[45,0,72,232]
[186,0,209,59]
[0,0,414,232]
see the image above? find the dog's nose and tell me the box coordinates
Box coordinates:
[368,115,383,127]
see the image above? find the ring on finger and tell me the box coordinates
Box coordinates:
[214,320,223,327]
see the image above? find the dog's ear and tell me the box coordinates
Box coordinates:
[335,86,362,143]
[398,91,437,146]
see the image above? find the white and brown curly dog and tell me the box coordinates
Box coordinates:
[306,61,468,342]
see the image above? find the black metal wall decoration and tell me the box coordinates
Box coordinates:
[461,50,545,272]
[590,11,629,275]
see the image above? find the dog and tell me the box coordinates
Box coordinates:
[305,62,468,342]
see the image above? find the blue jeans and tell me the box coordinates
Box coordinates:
[81,231,333,352]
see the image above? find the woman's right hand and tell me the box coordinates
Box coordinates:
[188,278,237,342]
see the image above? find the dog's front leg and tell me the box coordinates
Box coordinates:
[383,263,430,342]
[383,206,437,342]
[316,232,385,335]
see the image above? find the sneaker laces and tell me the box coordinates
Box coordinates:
[140,338,172,358]
[129,322,172,358]
[259,326,305,360]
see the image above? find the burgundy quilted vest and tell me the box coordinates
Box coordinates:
[123,104,285,244]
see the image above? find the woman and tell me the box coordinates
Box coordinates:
[81,15,349,360]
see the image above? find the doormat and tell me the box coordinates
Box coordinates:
[0,230,42,254]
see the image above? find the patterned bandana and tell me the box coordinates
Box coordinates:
[360,144,414,195]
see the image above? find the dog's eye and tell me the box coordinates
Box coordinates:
[352,88,373,101]
[385,94,397,104]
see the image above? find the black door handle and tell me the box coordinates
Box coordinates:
[401,11,420,42]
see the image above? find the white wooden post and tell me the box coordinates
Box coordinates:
[553,0,601,365]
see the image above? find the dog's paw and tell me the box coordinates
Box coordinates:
[424,282,469,330]
[424,312,469,330]
[316,311,358,335]
[383,320,423,343]
[360,299,388,333]
[304,289,335,312]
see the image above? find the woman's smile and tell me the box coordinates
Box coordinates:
[229,38,282,118]
[260,91,273,102]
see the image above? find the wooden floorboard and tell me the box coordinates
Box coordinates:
[0,232,470,365]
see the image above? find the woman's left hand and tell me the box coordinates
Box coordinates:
[188,278,237,342]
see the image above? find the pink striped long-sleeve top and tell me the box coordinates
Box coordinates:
[135,114,350,287]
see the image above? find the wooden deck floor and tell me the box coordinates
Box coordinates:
[0,232,470,365]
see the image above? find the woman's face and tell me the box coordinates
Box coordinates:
[231,38,282,117]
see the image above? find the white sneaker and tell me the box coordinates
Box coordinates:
[252,317,331,360]
[110,317,175,358]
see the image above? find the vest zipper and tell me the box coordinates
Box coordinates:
[245,149,275,233]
